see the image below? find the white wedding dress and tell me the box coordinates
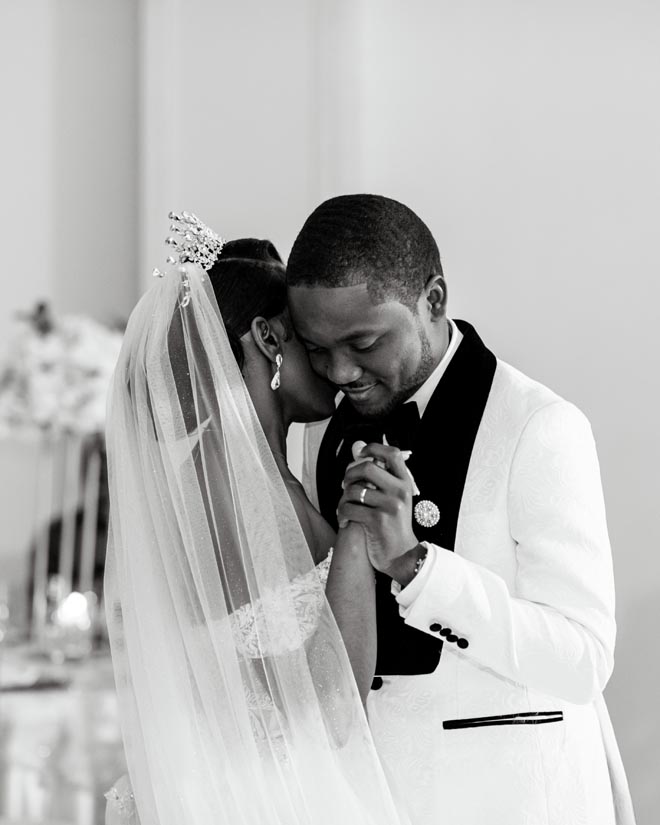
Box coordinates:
[106,553,334,823]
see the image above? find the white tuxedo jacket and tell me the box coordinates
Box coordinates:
[303,357,635,825]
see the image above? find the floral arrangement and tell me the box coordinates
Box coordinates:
[0,303,124,436]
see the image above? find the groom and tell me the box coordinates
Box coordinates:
[286,195,633,825]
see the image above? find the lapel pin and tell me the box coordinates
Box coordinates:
[414,500,440,528]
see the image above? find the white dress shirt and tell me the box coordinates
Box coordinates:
[406,318,462,417]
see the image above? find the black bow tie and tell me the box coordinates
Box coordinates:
[340,400,421,457]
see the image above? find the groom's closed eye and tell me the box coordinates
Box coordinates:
[301,332,383,354]
[352,339,380,353]
[304,340,380,355]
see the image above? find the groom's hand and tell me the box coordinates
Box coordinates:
[338,443,421,584]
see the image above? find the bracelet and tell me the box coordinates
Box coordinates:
[412,544,428,578]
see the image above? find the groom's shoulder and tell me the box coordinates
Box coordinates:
[494,357,562,405]
[491,357,591,430]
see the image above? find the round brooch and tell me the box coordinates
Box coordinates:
[414,500,440,528]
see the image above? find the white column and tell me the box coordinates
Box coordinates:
[0,1,55,354]
[139,0,324,291]
[49,0,139,324]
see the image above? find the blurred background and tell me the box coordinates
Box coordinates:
[0,1,658,823]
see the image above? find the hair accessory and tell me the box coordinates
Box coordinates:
[178,266,192,308]
[162,211,225,272]
[270,353,283,391]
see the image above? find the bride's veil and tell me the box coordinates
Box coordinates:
[104,260,407,823]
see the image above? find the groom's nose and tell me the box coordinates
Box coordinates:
[325,351,362,386]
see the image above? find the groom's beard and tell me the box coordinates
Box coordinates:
[357,323,435,420]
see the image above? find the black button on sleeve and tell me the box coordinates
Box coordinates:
[371,677,383,690]
[440,628,452,637]
[446,634,458,643]
[457,638,469,649]
[429,623,442,632]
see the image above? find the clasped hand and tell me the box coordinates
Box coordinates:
[338,443,419,580]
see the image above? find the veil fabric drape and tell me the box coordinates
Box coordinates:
[104,265,409,824]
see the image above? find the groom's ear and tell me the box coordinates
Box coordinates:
[249,316,282,363]
[422,273,447,319]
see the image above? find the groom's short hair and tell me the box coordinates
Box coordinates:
[286,194,443,307]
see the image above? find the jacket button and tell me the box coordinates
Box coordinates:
[440,628,452,637]
[371,677,383,690]
[447,634,458,643]
[457,638,469,649]
[429,622,442,632]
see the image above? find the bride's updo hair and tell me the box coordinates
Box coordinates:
[207,239,289,371]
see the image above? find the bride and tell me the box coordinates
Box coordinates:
[104,213,410,824]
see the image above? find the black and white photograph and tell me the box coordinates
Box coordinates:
[0,2,657,824]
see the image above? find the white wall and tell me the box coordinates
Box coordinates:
[335,1,658,819]
[139,0,321,283]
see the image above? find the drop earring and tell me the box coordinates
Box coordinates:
[270,353,283,391]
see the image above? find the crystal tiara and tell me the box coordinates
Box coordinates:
[153,211,225,278]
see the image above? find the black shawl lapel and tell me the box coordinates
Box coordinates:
[404,320,496,552]
[316,320,496,676]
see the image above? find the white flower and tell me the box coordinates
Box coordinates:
[0,307,124,436]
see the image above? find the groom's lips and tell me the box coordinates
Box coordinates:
[342,383,378,402]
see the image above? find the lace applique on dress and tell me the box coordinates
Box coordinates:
[231,551,333,762]
[229,550,332,659]
[105,774,139,824]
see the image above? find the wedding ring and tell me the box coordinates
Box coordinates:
[359,487,368,504]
